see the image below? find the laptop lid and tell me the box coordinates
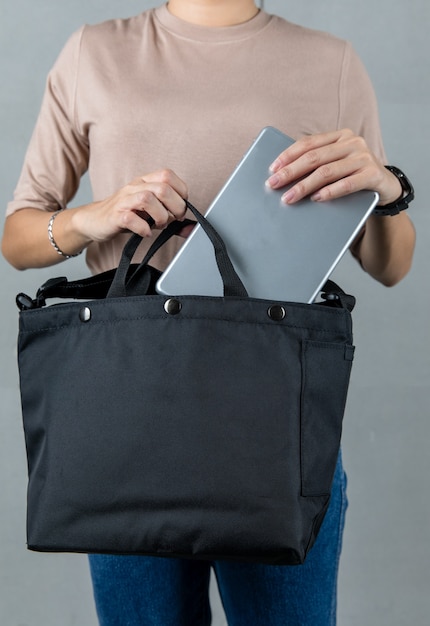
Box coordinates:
[156,127,379,303]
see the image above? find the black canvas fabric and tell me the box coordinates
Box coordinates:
[16,202,355,565]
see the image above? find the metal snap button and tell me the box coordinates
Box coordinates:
[164,298,182,315]
[79,306,92,322]
[267,305,286,321]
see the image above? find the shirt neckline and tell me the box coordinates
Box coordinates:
[154,3,273,43]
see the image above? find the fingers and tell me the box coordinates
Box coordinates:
[129,169,188,223]
[113,169,188,237]
[77,169,189,243]
[135,169,188,202]
[124,184,186,226]
[269,130,348,174]
[265,129,385,204]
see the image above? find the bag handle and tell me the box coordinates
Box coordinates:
[107,201,249,298]
[106,217,195,298]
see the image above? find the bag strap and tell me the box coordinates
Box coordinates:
[107,201,249,298]
[185,201,249,298]
[107,218,195,298]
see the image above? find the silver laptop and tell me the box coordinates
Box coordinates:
[156,127,379,303]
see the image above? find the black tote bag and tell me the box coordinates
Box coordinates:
[16,202,355,565]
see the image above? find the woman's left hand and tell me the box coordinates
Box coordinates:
[265,128,402,207]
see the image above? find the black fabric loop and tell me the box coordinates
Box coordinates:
[107,219,193,298]
[184,201,248,297]
[108,201,249,299]
[106,234,144,298]
[125,219,195,293]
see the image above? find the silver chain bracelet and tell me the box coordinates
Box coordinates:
[48,208,82,259]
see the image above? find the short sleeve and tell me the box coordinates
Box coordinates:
[337,42,387,163]
[6,27,89,216]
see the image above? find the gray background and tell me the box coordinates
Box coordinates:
[0,1,428,624]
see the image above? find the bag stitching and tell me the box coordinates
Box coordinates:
[19,315,352,337]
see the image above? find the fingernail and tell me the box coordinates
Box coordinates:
[269,158,281,173]
[265,174,280,188]
[311,192,322,201]
[282,190,295,204]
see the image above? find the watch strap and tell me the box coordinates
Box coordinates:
[373,165,415,216]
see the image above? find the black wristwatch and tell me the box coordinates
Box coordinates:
[373,166,415,216]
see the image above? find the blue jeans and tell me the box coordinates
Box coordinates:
[89,454,347,626]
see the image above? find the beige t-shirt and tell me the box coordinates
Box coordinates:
[7,4,386,274]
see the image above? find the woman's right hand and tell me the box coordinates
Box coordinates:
[2,169,189,270]
[74,169,189,243]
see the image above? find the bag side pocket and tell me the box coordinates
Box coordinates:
[300,340,354,497]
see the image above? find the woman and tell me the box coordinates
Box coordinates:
[2,1,415,624]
